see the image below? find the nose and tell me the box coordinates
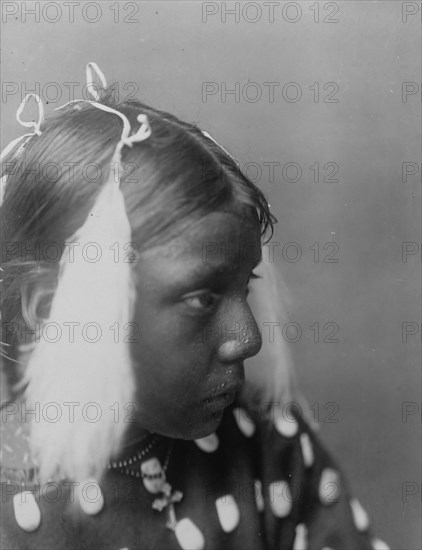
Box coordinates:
[217,297,262,363]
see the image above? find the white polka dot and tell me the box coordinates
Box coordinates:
[194,433,219,453]
[254,479,265,512]
[233,407,256,437]
[300,433,314,468]
[319,468,340,505]
[215,495,240,532]
[269,480,292,518]
[321,547,333,550]
[175,518,205,550]
[372,538,391,550]
[274,414,298,438]
[13,491,41,532]
[350,498,370,531]
[293,523,308,550]
[77,479,104,515]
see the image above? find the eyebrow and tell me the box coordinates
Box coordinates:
[200,243,262,268]
[186,255,263,283]
[158,255,263,298]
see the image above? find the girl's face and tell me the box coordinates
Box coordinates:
[130,211,263,440]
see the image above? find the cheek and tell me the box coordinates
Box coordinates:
[131,296,215,378]
[128,297,220,436]
[129,345,220,438]
[131,354,216,438]
[130,319,213,408]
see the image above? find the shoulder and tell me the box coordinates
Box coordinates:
[220,400,390,550]
[0,402,75,548]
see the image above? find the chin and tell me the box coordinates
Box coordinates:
[150,407,225,440]
[187,409,225,440]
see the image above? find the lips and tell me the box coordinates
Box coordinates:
[210,381,242,395]
[208,377,244,398]
[203,363,245,409]
[202,391,237,413]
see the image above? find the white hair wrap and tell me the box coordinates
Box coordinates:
[22,63,151,482]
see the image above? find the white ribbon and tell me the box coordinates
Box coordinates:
[0,93,44,205]
[0,93,44,165]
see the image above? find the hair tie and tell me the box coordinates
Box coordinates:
[16,93,44,135]
[0,93,44,205]
[1,93,44,164]
[86,62,108,101]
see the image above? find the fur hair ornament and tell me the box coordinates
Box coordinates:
[10,63,151,482]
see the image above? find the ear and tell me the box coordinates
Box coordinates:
[20,282,53,330]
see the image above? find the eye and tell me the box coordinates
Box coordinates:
[182,291,220,312]
[245,271,261,296]
[249,271,261,282]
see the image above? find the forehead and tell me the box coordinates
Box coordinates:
[139,211,262,271]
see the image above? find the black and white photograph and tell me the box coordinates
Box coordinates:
[0,2,420,549]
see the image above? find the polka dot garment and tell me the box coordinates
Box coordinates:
[0,401,390,550]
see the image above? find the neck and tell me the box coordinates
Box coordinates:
[120,424,152,450]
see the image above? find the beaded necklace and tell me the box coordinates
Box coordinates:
[108,437,183,531]
[107,433,159,474]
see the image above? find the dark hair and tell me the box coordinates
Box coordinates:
[0,88,276,390]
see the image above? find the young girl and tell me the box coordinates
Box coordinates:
[0,63,389,550]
